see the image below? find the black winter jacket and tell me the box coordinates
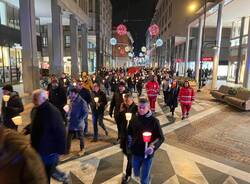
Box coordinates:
[1,91,24,130]
[90,90,107,115]
[128,111,165,158]
[31,101,66,156]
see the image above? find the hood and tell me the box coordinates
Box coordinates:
[0,127,30,169]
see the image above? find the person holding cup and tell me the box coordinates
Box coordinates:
[118,93,138,183]
[90,82,108,142]
[127,98,164,184]
[1,84,24,130]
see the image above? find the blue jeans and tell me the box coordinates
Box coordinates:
[133,155,153,184]
[41,153,59,184]
[92,113,107,139]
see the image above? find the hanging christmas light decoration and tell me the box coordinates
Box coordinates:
[141,46,147,53]
[148,24,160,37]
[156,38,163,47]
[117,24,127,36]
[110,38,117,46]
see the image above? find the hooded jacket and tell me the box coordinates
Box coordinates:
[0,127,47,184]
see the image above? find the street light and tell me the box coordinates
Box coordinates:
[188,2,198,13]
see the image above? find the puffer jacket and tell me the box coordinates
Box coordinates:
[0,127,47,184]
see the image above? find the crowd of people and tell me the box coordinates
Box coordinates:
[0,67,195,184]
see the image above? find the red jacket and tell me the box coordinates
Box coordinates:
[146,81,159,97]
[178,87,195,105]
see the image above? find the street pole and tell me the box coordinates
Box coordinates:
[198,0,207,91]
[184,24,191,77]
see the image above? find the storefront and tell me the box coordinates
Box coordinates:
[227,17,249,83]
[0,44,22,85]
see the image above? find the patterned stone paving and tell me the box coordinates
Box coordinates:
[50,90,250,184]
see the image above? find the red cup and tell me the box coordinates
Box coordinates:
[143,132,152,143]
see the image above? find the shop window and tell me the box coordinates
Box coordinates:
[230,38,240,47]
[65,35,70,47]
[231,20,241,39]
[0,2,7,26]
[243,17,249,36]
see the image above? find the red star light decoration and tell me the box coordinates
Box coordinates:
[117,24,127,36]
[148,24,160,37]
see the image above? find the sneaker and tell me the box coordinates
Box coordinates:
[78,149,85,156]
[52,171,67,182]
[105,130,109,136]
[133,176,140,183]
[181,117,185,120]
[122,175,131,184]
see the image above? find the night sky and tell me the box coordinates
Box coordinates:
[110,0,158,56]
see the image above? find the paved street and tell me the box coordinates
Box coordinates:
[15,86,250,184]
[19,89,247,184]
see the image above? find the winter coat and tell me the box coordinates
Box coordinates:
[127,111,165,158]
[119,102,138,154]
[90,90,107,115]
[168,87,180,108]
[31,101,66,156]
[1,91,24,130]
[0,127,47,184]
[145,81,159,98]
[68,95,88,131]
[48,86,67,118]
[178,87,195,105]
[79,87,91,104]
[109,89,129,118]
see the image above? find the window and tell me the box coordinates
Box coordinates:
[65,35,70,47]
[42,37,48,47]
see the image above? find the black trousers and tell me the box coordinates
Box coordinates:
[125,153,132,177]
[115,115,122,139]
[67,130,84,153]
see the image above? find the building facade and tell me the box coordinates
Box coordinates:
[4,0,90,93]
[88,0,112,72]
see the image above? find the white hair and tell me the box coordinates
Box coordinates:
[32,89,48,104]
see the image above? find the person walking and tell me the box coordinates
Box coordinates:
[48,79,67,122]
[90,82,108,142]
[136,77,143,97]
[145,75,159,113]
[119,94,138,183]
[76,81,91,135]
[30,89,66,183]
[109,81,128,141]
[168,81,180,116]
[178,81,195,120]
[127,98,164,184]
[162,78,171,106]
[67,88,88,156]
[1,84,24,130]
